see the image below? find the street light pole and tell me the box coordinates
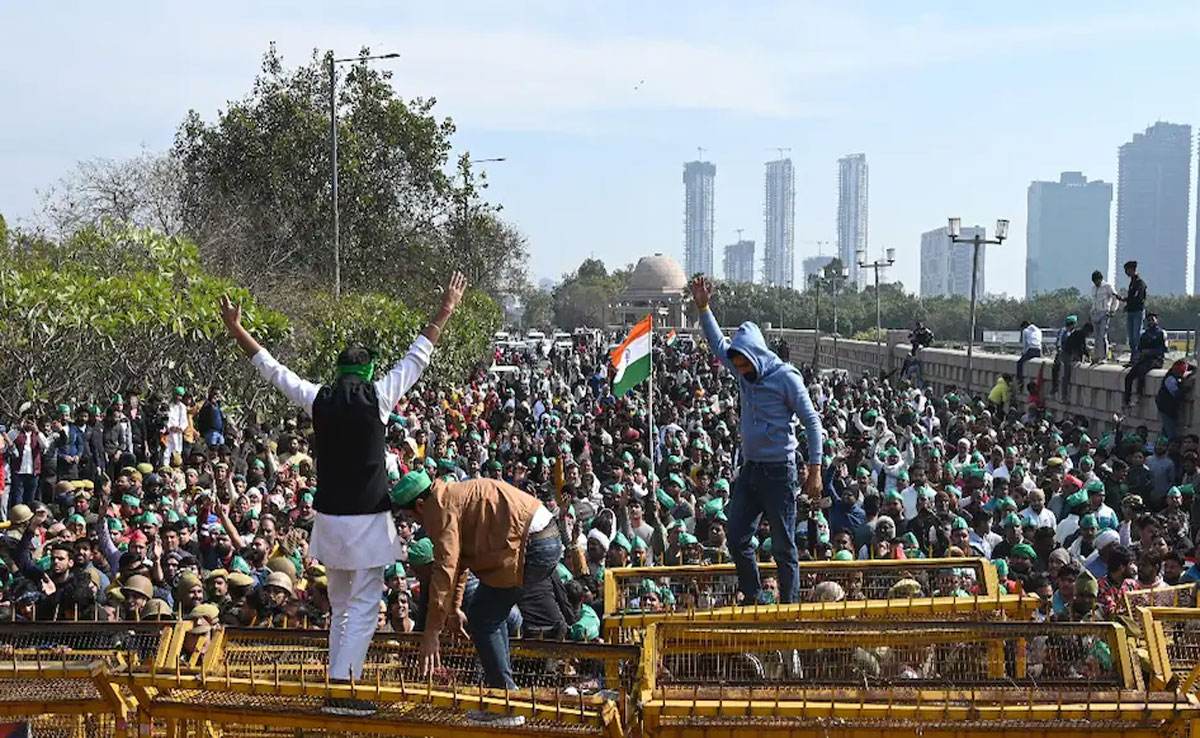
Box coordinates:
[947,217,1009,397]
[857,248,896,367]
[328,50,400,299]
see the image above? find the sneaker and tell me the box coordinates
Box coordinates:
[322,697,378,717]
[466,710,527,728]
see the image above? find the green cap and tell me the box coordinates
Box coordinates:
[1010,543,1036,560]
[121,494,141,507]
[1169,486,1183,498]
[1080,514,1098,529]
[390,469,432,507]
[963,465,986,481]
[1065,491,1088,510]
[173,386,186,396]
[1077,575,1099,596]
[884,490,903,502]
[385,562,406,579]
[57,403,71,415]
[65,513,86,526]
[1002,513,1022,528]
[677,532,699,546]
[702,498,725,517]
[1085,479,1105,494]
[612,532,632,551]
[632,536,648,550]
[666,473,685,489]
[1065,315,1077,324]
[407,537,434,566]
[713,479,730,492]
[834,550,854,561]
[951,516,969,531]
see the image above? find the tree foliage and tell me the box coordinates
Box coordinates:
[0,226,499,419]
[520,287,555,330]
[172,44,525,304]
[0,227,289,417]
[551,258,633,330]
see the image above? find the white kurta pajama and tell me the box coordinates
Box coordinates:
[252,336,433,680]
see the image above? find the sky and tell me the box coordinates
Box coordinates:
[3,1,1199,297]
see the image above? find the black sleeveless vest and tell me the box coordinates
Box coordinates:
[310,375,390,516]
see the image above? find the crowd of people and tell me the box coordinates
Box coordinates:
[2,285,1199,653]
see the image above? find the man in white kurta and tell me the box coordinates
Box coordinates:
[218,273,466,715]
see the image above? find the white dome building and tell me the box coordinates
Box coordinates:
[612,254,689,328]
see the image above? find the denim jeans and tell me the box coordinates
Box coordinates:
[727,461,799,604]
[1016,347,1041,386]
[204,431,225,448]
[13,474,39,507]
[1162,412,1180,441]
[467,534,562,689]
[1127,310,1144,358]
[1091,312,1111,361]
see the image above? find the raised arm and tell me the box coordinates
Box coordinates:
[374,272,466,422]
[219,295,321,415]
[690,276,733,370]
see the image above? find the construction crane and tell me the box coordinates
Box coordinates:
[697,146,706,161]
[734,228,744,242]
[767,147,792,160]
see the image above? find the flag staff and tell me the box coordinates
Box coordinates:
[647,311,654,473]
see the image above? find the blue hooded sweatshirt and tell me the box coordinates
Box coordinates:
[699,310,823,464]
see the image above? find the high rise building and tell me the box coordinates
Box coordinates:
[801,256,835,283]
[763,159,795,287]
[920,225,985,298]
[1116,122,1192,296]
[837,154,869,289]
[1026,172,1112,297]
[723,240,755,283]
[682,160,716,277]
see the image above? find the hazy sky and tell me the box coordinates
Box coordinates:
[3,1,1199,296]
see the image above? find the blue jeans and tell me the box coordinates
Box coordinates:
[1127,310,1144,358]
[1016,347,1041,386]
[1162,412,1180,441]
[727,461,799,604]
[13,474,39,507]
[467,534,562,689]
[204,431,225,448]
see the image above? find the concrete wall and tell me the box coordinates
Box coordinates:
[761,329,1194,436]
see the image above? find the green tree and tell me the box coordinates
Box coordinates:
[172,44,524,304]
[552,258,632,329]
[520,286,555,330]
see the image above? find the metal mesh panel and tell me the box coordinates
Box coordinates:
[651,621,1130,692]
[22,714,118,738]
[1145,608,1200,683]
[218,628,637,701]
[605,559,994,616]
[1125,584,1197,615]
[0,622,166,668]
[652,715,1186,738]
[148,689,605,736]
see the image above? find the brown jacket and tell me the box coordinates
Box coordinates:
[425,478,542,634]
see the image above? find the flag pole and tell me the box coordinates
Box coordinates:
[647,311,655,473]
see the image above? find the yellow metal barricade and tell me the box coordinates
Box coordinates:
[604,557,999,616]
[639,619,1192,738]
[1125,583,1197,617]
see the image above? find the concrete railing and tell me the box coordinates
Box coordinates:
[758,328,1192,435]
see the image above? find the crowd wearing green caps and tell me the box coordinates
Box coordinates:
[3,317,1197,676]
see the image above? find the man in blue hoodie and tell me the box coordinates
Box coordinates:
[691,276,824,604]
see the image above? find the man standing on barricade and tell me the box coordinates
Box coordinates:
[218,271,466,717]
[690,275,824,604]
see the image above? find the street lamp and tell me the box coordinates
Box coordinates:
[857,248,896,364]
[947,217,1009,396]
[329,50,401,299]
[807,265,850,369]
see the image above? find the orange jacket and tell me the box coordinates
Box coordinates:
[425,478,541,634]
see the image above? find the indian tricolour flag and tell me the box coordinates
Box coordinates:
[665,329,677,347]
[610,315,652,396]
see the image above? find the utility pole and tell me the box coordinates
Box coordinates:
[947,217,1010,396]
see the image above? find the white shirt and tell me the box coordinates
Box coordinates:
[1021,325,1042,352]
[8,430,48,475]
[1092,282,1119,315]
[1020,506,1057,530]
[252,334,434,569]
[167,401,189,433]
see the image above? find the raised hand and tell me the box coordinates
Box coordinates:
[218,295,242,333]
[439,271,467,315]
[689,275,712,310]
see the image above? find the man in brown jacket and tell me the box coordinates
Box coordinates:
[392,468,562,691]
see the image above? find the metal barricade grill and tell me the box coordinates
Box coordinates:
[216,628,639,704]
[143,688,607,736]
[604,558,1001,617]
